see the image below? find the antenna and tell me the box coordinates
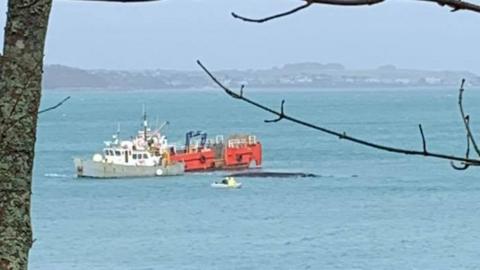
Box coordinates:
[143,105,148,141]
[115,122,121,142]
[158,121,169,131]
[111,122,120,145]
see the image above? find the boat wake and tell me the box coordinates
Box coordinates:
[44,173,72,178]
[227,171,318,178]
[226,171,361,179]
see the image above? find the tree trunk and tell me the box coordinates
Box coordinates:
[0,0,52,269]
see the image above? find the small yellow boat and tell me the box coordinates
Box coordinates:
[211,177,242,189]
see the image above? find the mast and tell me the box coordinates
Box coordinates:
[113,122,120,145]
[143,105,148,142]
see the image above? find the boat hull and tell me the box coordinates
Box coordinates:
[170,142,262,172]
[211,182,242,189]
[74,158,184,179]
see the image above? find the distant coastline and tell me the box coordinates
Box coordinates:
[43,63,480,90]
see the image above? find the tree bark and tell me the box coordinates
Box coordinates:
[0,0,52,269]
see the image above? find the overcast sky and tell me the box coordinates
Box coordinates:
[1,0,479,72]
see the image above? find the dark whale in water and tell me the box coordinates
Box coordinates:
[227,171,317,178]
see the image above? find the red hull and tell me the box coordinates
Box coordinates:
[169,135,262,172]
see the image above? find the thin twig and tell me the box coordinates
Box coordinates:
[38,96,71,114]
[418,124,427,154]
[308,0,385,4]
[451,116,472,170]
[0,96,70,141]
[232,2,312,23]
[232,0,480,24]
[197,60,480,167]
[419,0,480,12]
[457,79,480,157]
[265,100,285,123]
[451,160,471,170]
[75,0,161,2]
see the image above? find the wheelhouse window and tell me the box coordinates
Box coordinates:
[143,154,148,159]
[132,154,137,160]
[115,150,121,156]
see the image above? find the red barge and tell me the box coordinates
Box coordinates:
[168,131,262,172]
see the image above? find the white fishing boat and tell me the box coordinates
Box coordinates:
[73,112,184,178]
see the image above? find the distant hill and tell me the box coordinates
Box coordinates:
[43,63,480,90]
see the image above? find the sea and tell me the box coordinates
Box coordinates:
[30,88,480,269]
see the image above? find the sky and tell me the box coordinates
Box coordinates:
[1,0,480,73]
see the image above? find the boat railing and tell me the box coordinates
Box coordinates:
[248,135,257,145]
[228,138,246,148]
[227,136,258,148]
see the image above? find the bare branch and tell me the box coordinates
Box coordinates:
[451,161,470,170]
[197,60,242,100]
[232,0,480,23]
[308,0,385,5]
[451,115,475,170]
[198,60,480,167]
[232,2,312,23]
[265,100,285,123]
[457,79,480,157]
[38,96,71,114]
[418,124,427,154]
[419,0,480,12]
[74,0,161,2]
[0,96,71,142]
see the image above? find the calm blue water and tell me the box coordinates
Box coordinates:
[31,88,480,269]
